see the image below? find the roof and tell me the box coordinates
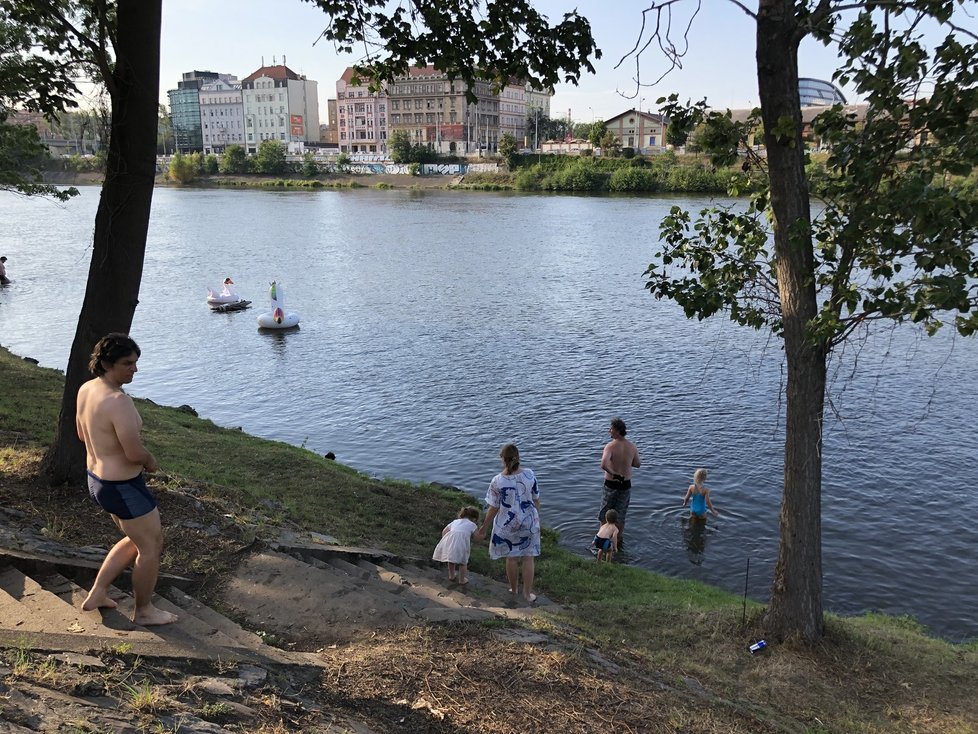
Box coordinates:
[243,65,302,83]
[604,109,665,125]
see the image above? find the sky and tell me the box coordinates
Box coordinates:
[157,1,962,124]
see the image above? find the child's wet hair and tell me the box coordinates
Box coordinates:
[605,509,618,523]
[458,506,480,522]
[693,468,708,483]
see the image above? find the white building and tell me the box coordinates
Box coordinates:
[336,68,388,154]
[242,63,320,154]
[199,76,243,154]
[500,81,527,146]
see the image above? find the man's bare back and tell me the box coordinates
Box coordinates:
[76,357,156,480]
[601,435,641,481]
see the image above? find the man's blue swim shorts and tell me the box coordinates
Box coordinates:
[87,471,157,520]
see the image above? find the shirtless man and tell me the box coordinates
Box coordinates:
[599,417,641,547]
[76,333,176,626]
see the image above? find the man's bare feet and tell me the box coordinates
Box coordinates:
[81,590,118,611]
[133,605,178,626]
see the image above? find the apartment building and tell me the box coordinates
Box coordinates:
[242,63,320,153]
[168,70,226,153]
[335,69,387,154]
[199,76,243,154]
[386,66,501,155]
[499,81,527,146]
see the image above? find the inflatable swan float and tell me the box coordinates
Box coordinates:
[207,277,250,312]
[257,281,300,329]
[208,278,242,304]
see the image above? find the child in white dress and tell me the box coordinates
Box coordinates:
[432,506,480,584]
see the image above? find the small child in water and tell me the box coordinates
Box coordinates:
[683,468,718,520]
[432,506,480,584]
[592,509,620,562]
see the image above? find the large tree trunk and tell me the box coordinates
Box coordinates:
[756,0,826,641]
[42,0,162,485]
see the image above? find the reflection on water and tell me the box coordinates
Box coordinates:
[682,516,714,566]
[1,186,977,641]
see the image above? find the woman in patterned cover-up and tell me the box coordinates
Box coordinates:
[477,443,541,603]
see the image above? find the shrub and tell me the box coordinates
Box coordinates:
[608,167,660,192]
[546,161,608,191]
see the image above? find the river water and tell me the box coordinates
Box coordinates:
[1,186,975,641]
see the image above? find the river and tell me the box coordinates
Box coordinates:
[1,185,975,641]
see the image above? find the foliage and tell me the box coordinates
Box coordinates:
[497,132,519,168]
[545,159,608,191]
[307,0,600,104]
[608,166,660,192]
[167,152,196,184]
[529,112,570,143]
[201,153,218,175]
[253,139,288,175]
[387,129,436,163]
[598,129,621,156]
[586,120,605,147]
[336,152,350,167]
[660,94,707,148]
[388,129,412,163]
[157,103,173,154]
[0,112,77,200]
[300,152,319,177]
[0,18,77,200]
[218,144,248,174]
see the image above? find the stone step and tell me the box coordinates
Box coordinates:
[161,586,323,667]
[109,590,267,662]
[35,571,160,641]
[0,566,129,638]
[219,551,428,643]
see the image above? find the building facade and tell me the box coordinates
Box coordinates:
[499,81,527,146]
[603,109,667,154]
[335,70,387,154]
[168,70,223,153]
[386,66,501,155]
[199,76,243,154]
[242,64,320,154]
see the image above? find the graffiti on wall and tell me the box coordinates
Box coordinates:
[317,162,501,176]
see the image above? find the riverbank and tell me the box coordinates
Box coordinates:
[43,170,463,190]
[0,344,975,732]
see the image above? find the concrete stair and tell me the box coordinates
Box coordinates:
[217,541,555,644]
[1,533,556,662]
[0,553,324,669]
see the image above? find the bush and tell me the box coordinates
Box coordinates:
[546,161,608,191]
[202,154,219,175]
[301,153,319,178]
[219,145,249,174]
[665,165,723,193]
[168,152,196,184]
[621,147,635,159]
[608,167,660,192]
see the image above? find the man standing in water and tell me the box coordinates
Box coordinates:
[599,417,641,548]
[76,333,176,626]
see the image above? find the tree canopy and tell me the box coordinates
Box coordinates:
[305,0,600,103]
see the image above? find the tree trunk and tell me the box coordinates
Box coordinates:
[756,0,826,641]
[42,0,162,485]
